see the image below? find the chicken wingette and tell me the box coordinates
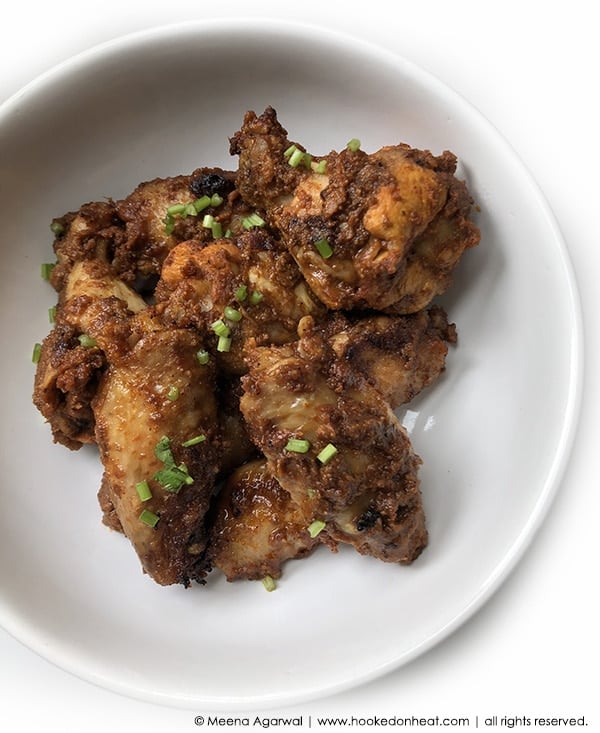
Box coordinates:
[92,308,220,586]
[230,106,480,312]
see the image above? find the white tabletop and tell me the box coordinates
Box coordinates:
[1,2,597,731]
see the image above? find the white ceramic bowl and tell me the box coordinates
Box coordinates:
[0,19,582,709]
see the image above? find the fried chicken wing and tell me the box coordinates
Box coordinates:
[240,330,427,564]
[206,459,318,582]
[156,230,325,374]
[92,313,220,585]
[33,260,147,448]
[230,106,479,312]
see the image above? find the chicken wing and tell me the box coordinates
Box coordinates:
[230,106,479,311]
[206,458,318,582]
[155,230,325,375]
[239,329,427,565]
[33,260,146,448]
[92,311,220,585]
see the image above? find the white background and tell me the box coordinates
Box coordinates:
[1,1,598,731]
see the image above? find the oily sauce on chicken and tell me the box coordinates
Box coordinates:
[32,107,480,588]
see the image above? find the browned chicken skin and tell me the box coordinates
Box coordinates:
[230,106,479,312]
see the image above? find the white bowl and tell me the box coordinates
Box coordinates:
[0,19,582,709]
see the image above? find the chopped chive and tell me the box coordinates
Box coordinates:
[41,262,55,281]
[50,220,65,236]
[288,148,305,168]
[210,193,224,207]
[48,305,56,324]
[32,342,42,364]
[285,438,311,453]
[184,202,197,217]
[283,144,298,159]
[164,215,175,235]
[211,319,230,338]
[314,237,333,259]
[211,221,223,239]
[303,153,312,169]
[154,435,174,465]
[167,203,187,216]
[235,284,248,302]
[262,575,277,592]
[182,434,206,447]
[308,520,326,538]
[78,334,97,348]
[224,228,232,238]
[315,159,327,174]
[153,464,193,493]
[346,138,361,152]
[136,480,152,502]
[242,213,266,230]
[216,335,232,352]
[223,305,242,322]
[193,195,211,213]
[307,488,317,499]
[317,443,338,464]
[249,290,263,305]
[139,509,159,528]
[202,214,214,229]
[196,349,210,365]
[167,385,180,401]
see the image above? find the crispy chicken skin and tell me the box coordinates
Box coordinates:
[156,230,325,374]
[92,309,220,586]
[230,106,479,311]
[239,330,427,564]
[207,459,318,581]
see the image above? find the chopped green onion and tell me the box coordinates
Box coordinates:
[224,228,232,238]
[210,193,224,207]
[308,520,326,538]
[217,335,232,353]
[202,214,214,229]
[223,305,242,322]
[184,202,197,217]
[262,575,277,592]
[50,221,65,236]
[136,480,152,502]
[193,195,211,213]
[41,262,56,281]
[235,284,248,302]
[242,213,266,230]
[139,509,159,528]
[167,385,180,401]
[196,349,210,365]
[315,159,327,174]
[32,342,42,364]
[164,215,175,235]
[182,434,206,448]
[346,138,361,152]
[283,144,298,159]
[211,221,223,239]
[307,488,317,499]
[314,237,333,259]
[211,319,230,338]
[48,305,56,324]
[78,334,97,348]
[249,290,264,305]
[167,203,186,216]
[288,148,306,167]
[154,435,175,465]
[317,443,338,464]
[154,463,194,493]
[285,438,311,453]
[303,153,312,169]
